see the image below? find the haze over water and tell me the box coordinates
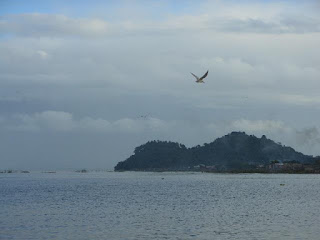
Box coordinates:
[1,172,320,240]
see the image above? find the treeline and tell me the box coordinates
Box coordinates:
[114,132,316,171]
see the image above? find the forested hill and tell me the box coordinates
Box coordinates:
[114,132,315,171]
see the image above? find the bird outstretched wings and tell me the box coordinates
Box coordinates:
[200,70,208,80]
[191,70,208,83]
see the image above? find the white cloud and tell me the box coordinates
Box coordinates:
[12,111,74,131]
[0,111,171,133]
[37,50,49,59]
[277,94,320,106]
[77,117,112,132]
[1,2,320,39]
[0,13,110,37]
[231,119,290,133]
[113,118,143,133]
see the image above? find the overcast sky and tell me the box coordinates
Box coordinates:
[1,0,320,170]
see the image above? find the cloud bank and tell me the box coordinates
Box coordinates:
[1,0,320,169]
[1,1,320,38]
[1,111,319,156]
[1,111,169,133]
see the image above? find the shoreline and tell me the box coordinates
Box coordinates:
[114,169,320,174]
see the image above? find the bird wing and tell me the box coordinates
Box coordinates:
[190,72,199,80]
[199,70,208,80]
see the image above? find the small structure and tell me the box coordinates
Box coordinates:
[193,164,216,172]
[304,165,316,173]
[256,164,266,169]
[283,163,304,172]
[193,164,206,170]
[269,162,284,172]
[206,165,216,171]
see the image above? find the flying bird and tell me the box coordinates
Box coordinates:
[191,70,208,83]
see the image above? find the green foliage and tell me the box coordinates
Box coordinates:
[115,141,191,171]
[114,132,315,171]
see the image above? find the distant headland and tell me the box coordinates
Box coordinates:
[115,132,320,173]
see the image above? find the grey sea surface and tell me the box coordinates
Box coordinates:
[1,172,320,240]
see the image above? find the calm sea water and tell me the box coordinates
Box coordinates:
[1,172,320,240]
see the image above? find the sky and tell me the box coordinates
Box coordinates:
[1,0,320,170]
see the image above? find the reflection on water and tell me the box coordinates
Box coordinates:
[1,172,320,240]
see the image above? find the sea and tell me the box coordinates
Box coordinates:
[1,172,320,240]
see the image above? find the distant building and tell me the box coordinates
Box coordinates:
[302,163,320,173]
[269,162,284,171]
[206,165,216,171]
[193,164,216,171]
[269,162,307,173]
[256,164,266,169]
[193,164,206,170]
[283,163,304,171]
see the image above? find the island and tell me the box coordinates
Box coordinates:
[114,132,320,173]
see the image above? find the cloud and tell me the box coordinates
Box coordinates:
[231,119,290,133]
[9,111,75,131]
[225,119,320,156]
[295,127,320,151]
[290,127,320,156]
[2,111,294,138]
[3,111,319,151]
[0,13,110,37]
[1,110,320,170]
[277,94,320,106]
[216,17,320,34]
[0,111,171,133]
[1,3,320,39]
[36,50,49,59]
[1,1,320,169]
[204,119,320,156]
